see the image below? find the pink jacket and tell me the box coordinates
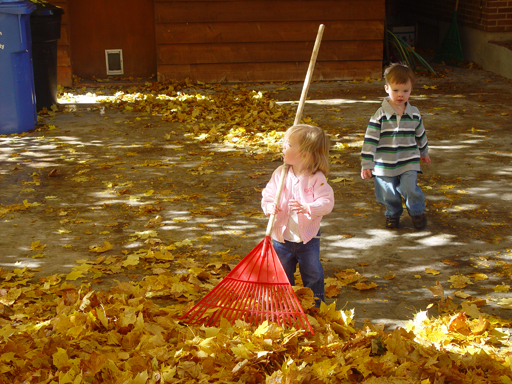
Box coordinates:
[261,165,334,244]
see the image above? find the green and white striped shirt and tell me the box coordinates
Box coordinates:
[361,98,429,177]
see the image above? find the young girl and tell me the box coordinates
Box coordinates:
[261,124,334,307]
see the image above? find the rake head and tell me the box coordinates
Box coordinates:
[180,236,313,334]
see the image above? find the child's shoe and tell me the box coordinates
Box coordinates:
[385,217,400,229]
[411,213,427,230]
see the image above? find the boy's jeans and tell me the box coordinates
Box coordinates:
[374,170,425,218]
[272,232,324,307]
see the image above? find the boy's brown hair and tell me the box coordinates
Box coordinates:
[384,63,415,86]
[284,124,330,175]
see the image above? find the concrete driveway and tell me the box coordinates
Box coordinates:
[1,63,511,330]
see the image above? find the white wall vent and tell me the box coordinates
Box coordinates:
[105,49,124,75]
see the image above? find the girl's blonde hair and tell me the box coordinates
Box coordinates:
[284,124,330,175]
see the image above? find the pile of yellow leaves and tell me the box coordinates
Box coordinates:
[66,79,296,153]
[1,260,511,384]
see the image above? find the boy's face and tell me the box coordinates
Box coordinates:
[385,80,413,107]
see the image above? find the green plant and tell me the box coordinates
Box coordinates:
[386,30,438,76]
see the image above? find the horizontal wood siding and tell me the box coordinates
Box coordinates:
[52,0,72,87]
[155,20,384,44]
[68,0,157,80]
[155,0,385,82]
[158,41,383,64]
[158,61,380,83]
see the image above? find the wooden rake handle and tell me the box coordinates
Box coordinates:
[265,24,325,237]
[294,24,325,126]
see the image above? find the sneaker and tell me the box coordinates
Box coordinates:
[385,217,400,229]
[411,213,427,230]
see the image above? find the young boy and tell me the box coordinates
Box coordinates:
[361,63,431,229]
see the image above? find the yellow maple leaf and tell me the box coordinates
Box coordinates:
[330,176,354,184]
[52,348,69,370]
[231,344,253,359]
[89,241,113,253]
[425,268,440,275]
[122,254,140,267]
[325,284,341,298]
[30,240,46,251]
[175,239,193,247]
[493,284,510,293]
[448,274,474,288]
[354,281,378,290]
[461,302,481,318]
[428,281,444,297]
[66,270,84,281]
[467,272,488,281]
[498,298,512,309]
[0,288,21,306]
[454,291,471,299]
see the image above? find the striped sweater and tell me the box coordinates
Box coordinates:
[361,98,429,177]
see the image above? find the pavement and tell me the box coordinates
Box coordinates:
[1,63,512,330]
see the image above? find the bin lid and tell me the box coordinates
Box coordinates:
[31,3,64,16]
[0,0,36,13]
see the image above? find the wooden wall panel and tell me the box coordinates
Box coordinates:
[157,61,382,83]
[68,0,157,80]
[52,0,72,87]
[155,0,385,82]
[158,41,383,64]
[155,0,384,23]
[156,20,384,44]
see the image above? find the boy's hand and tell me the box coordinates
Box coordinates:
[361,169,373,179]
[289,199,308,214]
[421,155,431,166]
[266,203,279,216]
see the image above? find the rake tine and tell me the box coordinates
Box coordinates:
[227,280,253,323]
[216,278,251,324]
[189,277,237,325]
[207,280,237,326]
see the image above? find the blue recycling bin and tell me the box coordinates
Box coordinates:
[0,0,37,135]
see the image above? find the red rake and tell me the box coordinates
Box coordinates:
[179,230,312,333]
[181,165,313,334]
[180,25,325,335]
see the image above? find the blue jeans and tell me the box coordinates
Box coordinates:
[374,171,425,218]
[272,231,324,307]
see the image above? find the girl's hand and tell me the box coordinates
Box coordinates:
[289,199,307,214]
[421,155,431,166]
[266,203,279,216]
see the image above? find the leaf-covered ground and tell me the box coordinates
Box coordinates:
[1,69,512,382]
[1,260,511,383]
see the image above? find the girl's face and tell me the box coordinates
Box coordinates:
[385,80,412,106]
[282,135,304,167]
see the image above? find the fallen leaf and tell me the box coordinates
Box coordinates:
[428,281,444,297]
[354,282,378,290]
[89,241,113,253]
[467,272,488,281]
[448,274,474,288]
[493,284,510,293]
